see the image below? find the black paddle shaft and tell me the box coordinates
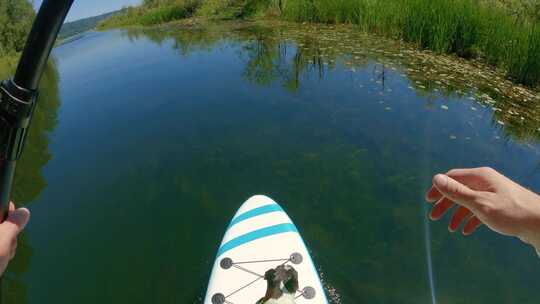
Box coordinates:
[0,0,74,221]
[0,1,73,302]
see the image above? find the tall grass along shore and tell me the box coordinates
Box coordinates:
[98,0,201,28]
[102,0,540,89]
[281,0,540,88]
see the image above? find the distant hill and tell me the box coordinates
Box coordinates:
[59,10,123,40]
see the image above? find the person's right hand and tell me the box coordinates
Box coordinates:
[426,167,540,252]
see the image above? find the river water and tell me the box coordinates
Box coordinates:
[2,21,540,303]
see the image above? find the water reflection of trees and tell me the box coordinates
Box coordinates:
[123,23,540,143]
[1,62,61,205]
[123,25,345,92]
[4,233,32,303]
[0,61,60,303]
[241,31,332,91]
[124,26,227,56]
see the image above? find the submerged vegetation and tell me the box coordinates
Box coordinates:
[100,0,540,89]
[52,25,540,303]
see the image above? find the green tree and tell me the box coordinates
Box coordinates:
[0,0,35,56]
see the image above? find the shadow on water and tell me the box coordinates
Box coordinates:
[5,21,540,304]
[0,60,61,303]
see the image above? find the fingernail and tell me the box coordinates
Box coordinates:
[448,226,456,233]
[429,209,437,220]
[433,174,447,186]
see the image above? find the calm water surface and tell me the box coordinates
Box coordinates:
[3,22,540,303]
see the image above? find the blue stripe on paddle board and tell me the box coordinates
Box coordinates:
[228,204,284,229]
[218,223,298,257]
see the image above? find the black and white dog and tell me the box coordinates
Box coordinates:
[257,265,299,304]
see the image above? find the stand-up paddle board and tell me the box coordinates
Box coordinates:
[205,195,328,304]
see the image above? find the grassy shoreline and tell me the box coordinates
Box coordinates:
[282,0,540,88]
[98,1,200,28]
[98,0,540,89]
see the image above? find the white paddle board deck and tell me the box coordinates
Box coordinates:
[205,195,328,304]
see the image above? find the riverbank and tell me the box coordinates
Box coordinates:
[98,0,540,89]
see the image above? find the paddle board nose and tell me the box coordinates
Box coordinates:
[205,195,328,304]
[234,195,281,216]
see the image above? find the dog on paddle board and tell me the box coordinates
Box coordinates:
[256,265,299,304]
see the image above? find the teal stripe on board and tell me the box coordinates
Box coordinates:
[218,223,298,257]
[228,204,284,229]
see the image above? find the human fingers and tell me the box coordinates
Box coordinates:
[0,207,30,240]
[430,197,454,220]
[426,186,443,202]
[462,216,483,235]
[432,174,481,213]
[449,206,471,232]
[427,167,496,203]
[9,239,17,259]
[446,167,499,191]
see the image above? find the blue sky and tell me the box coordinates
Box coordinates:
[32,0,142,22]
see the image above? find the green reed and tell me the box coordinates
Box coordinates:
[282,0,540,88]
